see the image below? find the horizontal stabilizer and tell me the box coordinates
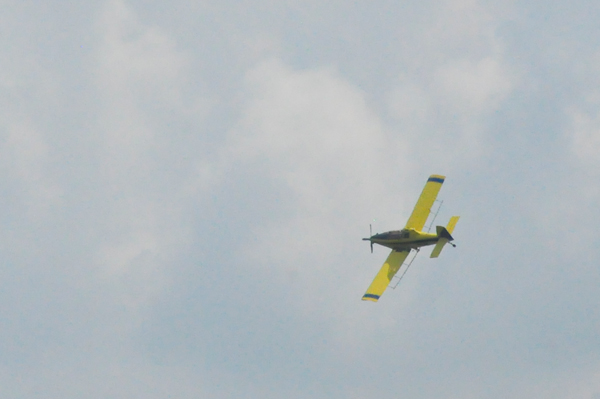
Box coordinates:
[430,238,448,258]
[447,216,460,234]
[431,216,459,258]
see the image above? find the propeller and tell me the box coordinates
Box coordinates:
[370,224,373,253]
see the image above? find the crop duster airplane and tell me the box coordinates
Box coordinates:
[362,175,459,302]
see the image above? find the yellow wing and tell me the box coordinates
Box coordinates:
[362,250,410,302]
[404,174,445,231]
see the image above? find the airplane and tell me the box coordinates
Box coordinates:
[361,174,459,302]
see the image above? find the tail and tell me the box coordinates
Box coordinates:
[430,216,460,258]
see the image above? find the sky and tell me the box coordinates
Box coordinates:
[1,0,600,398]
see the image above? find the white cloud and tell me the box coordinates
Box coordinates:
[230,58,402,212]
[218,58,424,343]
[1,121,62,217]
[94,0,188,103]
[88,0,205,312]
[567,88,600,202]
[3,0,600,398]
[433,56,513,114]
[570,102,600,166]
[559,367,600,399]
[388,0,514,166]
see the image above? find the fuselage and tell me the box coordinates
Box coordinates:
[363,228,439,251]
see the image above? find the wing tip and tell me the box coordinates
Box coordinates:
[362,294,380,302]
[427,174,445,184]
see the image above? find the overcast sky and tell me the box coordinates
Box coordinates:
[2,1,600,398]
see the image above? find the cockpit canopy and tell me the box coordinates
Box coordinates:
[374,229,411,240]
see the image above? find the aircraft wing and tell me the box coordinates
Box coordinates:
[362,250,411,302]
[404,174,445,231]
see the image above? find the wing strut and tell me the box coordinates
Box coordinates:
[389,248,420,289]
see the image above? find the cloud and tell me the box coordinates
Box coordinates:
[570,99,600,169]
[562,54,600,224]
[0,2,219,394]
[387,0,514,167]
[228,58,404,210]
[1,121,62,217]
[84,0,213,314]
[433,56,513,114]
[216,58,427,345]
[2,0,600,398]
[94,0,187,102]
